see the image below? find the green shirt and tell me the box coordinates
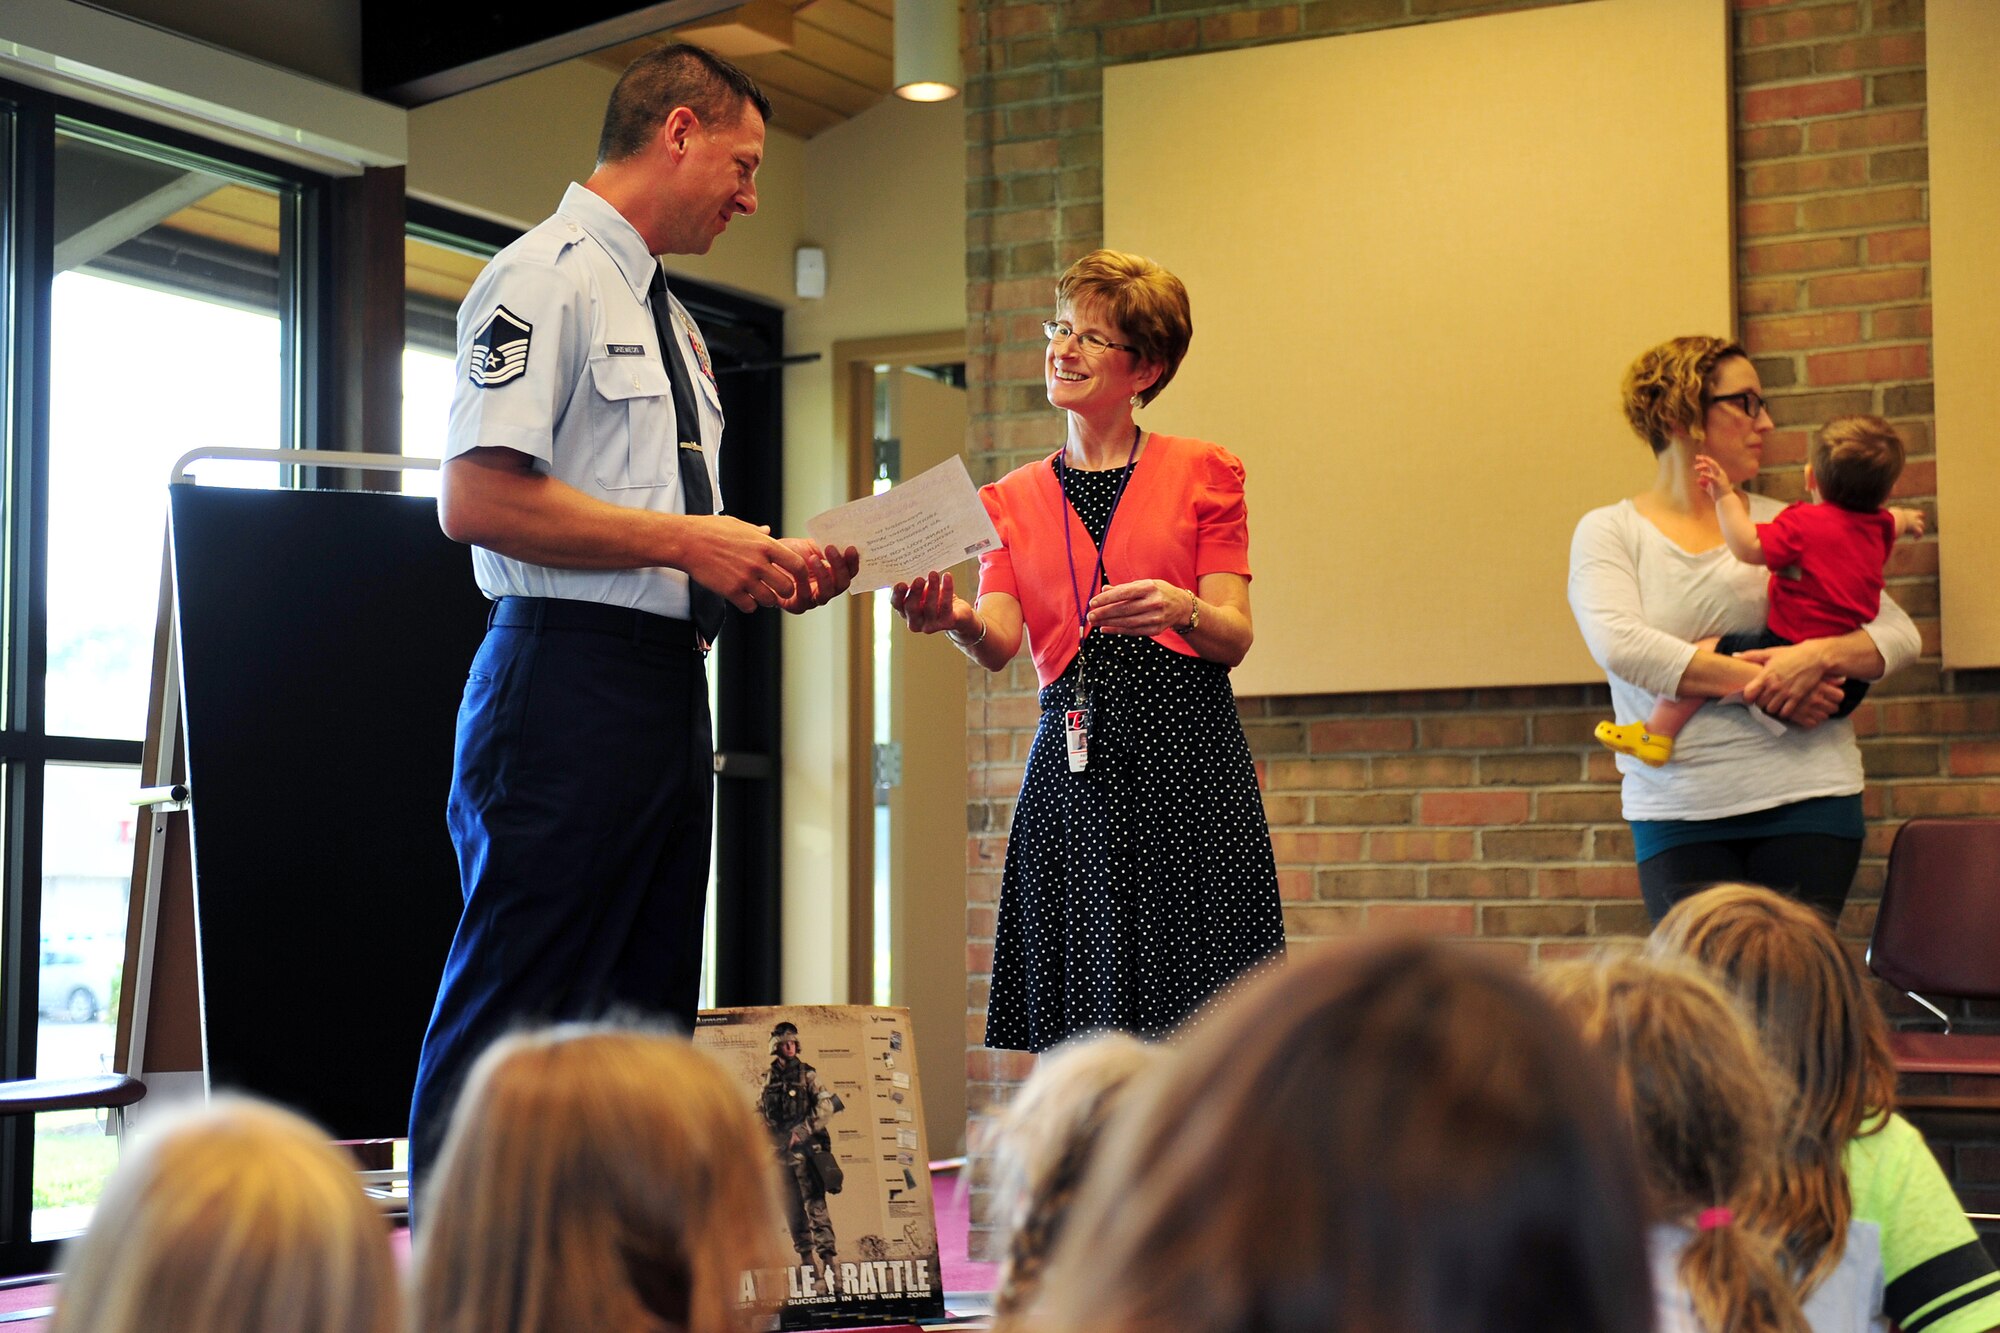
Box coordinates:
[1846,1113,2000,1333]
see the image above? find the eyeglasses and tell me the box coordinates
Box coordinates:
[1043,320,1138,357]
[1708,390,1769,421]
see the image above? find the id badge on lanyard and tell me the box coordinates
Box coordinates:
[1059,429,1141,773]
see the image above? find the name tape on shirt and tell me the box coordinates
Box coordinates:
[606,343,644,356]
[468,306,532,387]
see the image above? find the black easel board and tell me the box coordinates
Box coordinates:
[168,483,486,1139]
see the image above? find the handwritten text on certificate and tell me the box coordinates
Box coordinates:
[805,456,1002,595]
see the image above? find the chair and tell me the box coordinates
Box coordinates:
[1867,818,2000,1122]
[0,1074,145,1122]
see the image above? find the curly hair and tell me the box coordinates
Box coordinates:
[1621,335,1749,454]
[1055,250,1192,407]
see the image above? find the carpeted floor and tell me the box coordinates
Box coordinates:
[0,1160,996,1331]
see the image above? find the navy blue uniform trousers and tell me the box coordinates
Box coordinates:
[408,597,712,1197]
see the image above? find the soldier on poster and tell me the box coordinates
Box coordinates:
[761,1020,842,1273]
[696,1004,946,1330]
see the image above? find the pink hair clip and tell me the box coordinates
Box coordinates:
[1696,1207,1734,1231]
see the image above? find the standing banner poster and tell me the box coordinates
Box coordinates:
[696,1004,946,1330]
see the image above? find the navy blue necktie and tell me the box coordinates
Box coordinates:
[647,266,727,643]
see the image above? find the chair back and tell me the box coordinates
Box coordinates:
[1870,818,2000,1001]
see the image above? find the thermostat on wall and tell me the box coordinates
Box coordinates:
[795,245,826,299]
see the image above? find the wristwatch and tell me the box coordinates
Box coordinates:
[1177,596,1200,635]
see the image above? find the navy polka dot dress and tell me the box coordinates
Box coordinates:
[984,464,1287,1053]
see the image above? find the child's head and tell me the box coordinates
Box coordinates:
[987,1032,1167,1317]
[1648,883,1897,1289]
[414,1024,785,1333]
[1025,937,1652,1333]
[1541,954,1808,1333]
[49,1097,399,1333]
[1810,414,1905,512]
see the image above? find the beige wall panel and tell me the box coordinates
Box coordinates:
[781,97,966,1005]
[96,0,362,89]
[889,370,972,1156]
[1104,0,1732,697]
[407,59,806,305]
[1931,0,2000,669]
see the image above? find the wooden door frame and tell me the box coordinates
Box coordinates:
[831,330,967,1003]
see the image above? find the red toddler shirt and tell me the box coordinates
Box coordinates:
[1756,502,1897,642]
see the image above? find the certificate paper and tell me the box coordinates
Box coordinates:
[805,455,1001,595]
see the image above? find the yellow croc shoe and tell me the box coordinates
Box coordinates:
[1594,720,1673,767]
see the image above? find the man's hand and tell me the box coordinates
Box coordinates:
[775,540,860,612]
[1738,642,1845,727]
[683,516,811,612]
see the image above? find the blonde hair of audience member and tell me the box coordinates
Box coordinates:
[986,1032,1166,1318]
[1648,883,1897,1293]
[1622,335,1751,454]
[1542,954,1809,1333]
[1020,938,1653,1333]
[413,1025,786,1333]
[48,1096,398,1333]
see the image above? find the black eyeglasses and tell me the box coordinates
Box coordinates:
[1043,320,1138,357]
[1708,390,1769,421]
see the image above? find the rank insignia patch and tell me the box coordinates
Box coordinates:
[468,306,532,387]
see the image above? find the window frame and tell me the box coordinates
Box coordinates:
[0,76,332,1272]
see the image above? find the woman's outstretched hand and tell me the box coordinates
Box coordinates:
[890,570,967,635]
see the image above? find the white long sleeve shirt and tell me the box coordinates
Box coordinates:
[1568,496,1919,823]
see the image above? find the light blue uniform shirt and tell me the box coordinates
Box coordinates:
[445,182,725,620]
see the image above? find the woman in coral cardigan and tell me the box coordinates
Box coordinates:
[893,250,1284,1053]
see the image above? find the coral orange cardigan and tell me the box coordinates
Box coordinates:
[976,434,1254,688]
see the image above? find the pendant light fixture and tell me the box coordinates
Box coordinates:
[893,0,961,102]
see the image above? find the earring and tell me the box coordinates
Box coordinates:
[1130,393,1142,408]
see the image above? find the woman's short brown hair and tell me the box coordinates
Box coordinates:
[1055,250,1192,407]
[1021,937,1652,1333]
[414,1024,786,1333]
[1622,335,1750,454]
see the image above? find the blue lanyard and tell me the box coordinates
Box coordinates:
[1057,427,1143,649]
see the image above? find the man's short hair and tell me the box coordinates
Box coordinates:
[1812,414,1905,511]
[597,43,773,166]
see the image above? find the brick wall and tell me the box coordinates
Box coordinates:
[961,0,1999,1259]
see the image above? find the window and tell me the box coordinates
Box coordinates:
[402,204,513,496]
[0,82,324,1265]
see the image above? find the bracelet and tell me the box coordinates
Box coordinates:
[1177,595,1201,636]
[947,614,988,650]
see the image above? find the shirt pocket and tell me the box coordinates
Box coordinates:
[588,354,680,491]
